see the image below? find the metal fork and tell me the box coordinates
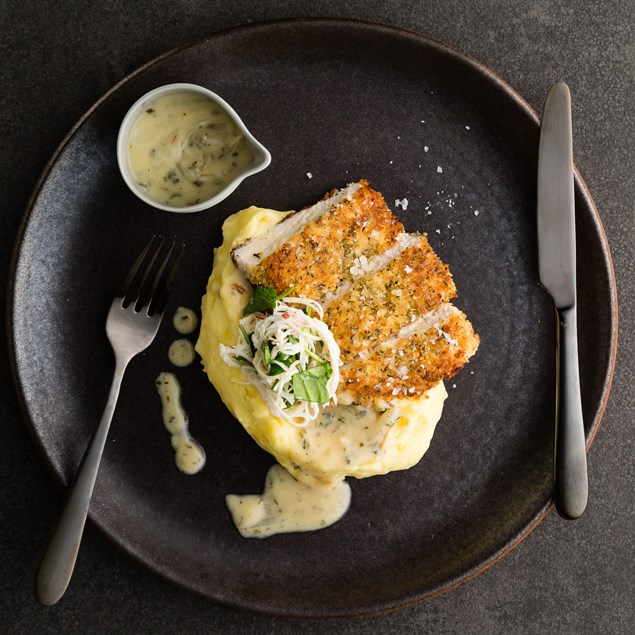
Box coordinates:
[35,237,183,606]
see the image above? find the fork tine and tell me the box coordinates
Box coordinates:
[121,236,163,306]
[147,242,184,316]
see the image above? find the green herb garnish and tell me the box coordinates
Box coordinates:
[263,339,272,366]
[243,286,293,316]
[292,363,332,404]
[269,352,296,375]
[239,323,255,356]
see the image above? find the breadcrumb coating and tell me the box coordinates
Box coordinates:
[338,309,479,409]
[252,180,403,300]
[234,180,479,409]
[325,234,456,363]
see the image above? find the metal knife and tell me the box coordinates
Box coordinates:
[537,81,588,519]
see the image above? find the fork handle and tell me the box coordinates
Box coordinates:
[36,356,129,606]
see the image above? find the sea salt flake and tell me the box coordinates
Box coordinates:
[424,146,429,152]
[404,264,413,274]
[395,198,409,210]
[437,166,443,173]
[474,210,480,216]
[465,125,471,130]
[306,172,313,179]
[436,327,458,346]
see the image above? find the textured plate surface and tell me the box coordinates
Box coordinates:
[8,19,617,618]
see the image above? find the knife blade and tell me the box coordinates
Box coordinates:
[537,81,588,519]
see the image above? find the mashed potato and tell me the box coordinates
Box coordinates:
[196,207,448,488]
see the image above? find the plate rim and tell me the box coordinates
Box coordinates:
[6,17,619,618]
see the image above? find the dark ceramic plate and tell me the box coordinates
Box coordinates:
[9,19,617,618]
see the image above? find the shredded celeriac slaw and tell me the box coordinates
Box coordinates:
[220,297,341,426]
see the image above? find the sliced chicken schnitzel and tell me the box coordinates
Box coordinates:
[232,180,479,410]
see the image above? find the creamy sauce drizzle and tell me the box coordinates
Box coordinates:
[155,372,206,474]
[300,404,399,476]
[226,464,351,538]
[128,91,253,207]
[173,306,198,334]
[168,338,196,367]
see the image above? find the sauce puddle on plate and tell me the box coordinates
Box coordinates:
[172,306,198,334]
[226,464,351,538]
[168,338,196,367]
[155,372,206,475]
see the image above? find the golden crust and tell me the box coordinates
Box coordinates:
[338,310,480,407]
[324,234,457,363]
[254,180,403,298]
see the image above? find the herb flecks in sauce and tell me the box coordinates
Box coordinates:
[128,91,254,207]
[155,372,206,474]
[168,338,196,367]
[226,464,351,538]
[172,306,199,334]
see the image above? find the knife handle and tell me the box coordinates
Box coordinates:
[553,304,588,519]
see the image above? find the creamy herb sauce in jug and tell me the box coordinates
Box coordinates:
[128,91,253,207]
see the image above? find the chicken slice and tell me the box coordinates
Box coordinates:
[337,305,479,410]
[232,180,404,302]
[324,233,457,363]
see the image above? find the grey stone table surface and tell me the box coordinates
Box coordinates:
[1,1,633,633]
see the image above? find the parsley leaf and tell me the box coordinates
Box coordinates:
[243,286,293,316]
[292,363,333,404]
